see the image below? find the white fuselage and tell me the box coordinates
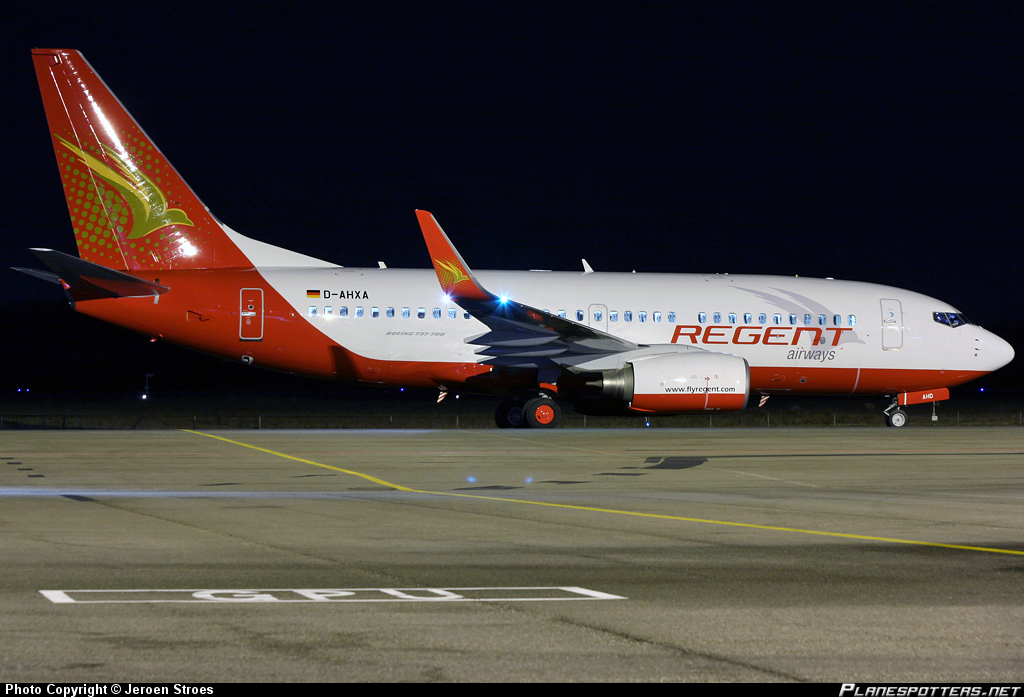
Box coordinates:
[257,265,1011,394]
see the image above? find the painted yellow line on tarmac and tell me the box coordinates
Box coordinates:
[182,430,416,492]
[184,430,1024,557]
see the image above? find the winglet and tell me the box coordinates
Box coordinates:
[415,210,492,302]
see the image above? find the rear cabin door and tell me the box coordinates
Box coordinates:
[240,288,264,341]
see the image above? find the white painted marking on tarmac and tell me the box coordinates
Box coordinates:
[38,590,76,604]
[40,586,627,604]
[716,468,819,488]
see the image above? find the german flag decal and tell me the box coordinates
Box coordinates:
[306,290,321,299]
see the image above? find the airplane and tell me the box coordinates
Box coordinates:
[17,49,1014,429]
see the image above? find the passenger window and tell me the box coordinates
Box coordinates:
[653,311,661,323]
[667,312,676,323]
[464,311,471,319]
[744,313,752,324]
[624,311,633,322]
[698,312,706,323]
[818,314,826,326]
[610,311,618,322]
[417,308,426,319]
[308,306,317,317]
[355,307,364,318]
[713,312,721,323]
[728,313,736,324]
[433,308,441,319]
[371,307,380,318]
[324,306,333,316]
[759,313,767,325]
[789,314,797,325]
[833,314,841,326]
[594,310,603,322]
[639,311,647,322]
[339,306,348,318]
[848,315,856,326]
[448,308,457,319]
[774,313,782,324]
[576,310,584,322]
[402,307,410,319]
[558,310,566,319]
[386,307,394,318]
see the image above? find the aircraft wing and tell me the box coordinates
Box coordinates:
[416,210,639,368]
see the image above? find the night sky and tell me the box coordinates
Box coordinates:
[3,5,1021,397]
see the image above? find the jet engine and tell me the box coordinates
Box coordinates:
[595,350,750,413]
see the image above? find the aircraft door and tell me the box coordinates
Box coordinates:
[240,288,264,341]
[589,304,608,333]
[880,298,903,350]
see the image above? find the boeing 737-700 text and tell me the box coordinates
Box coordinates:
[17,49,1014,428]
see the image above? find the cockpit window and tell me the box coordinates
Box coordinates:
[933,312,971,327]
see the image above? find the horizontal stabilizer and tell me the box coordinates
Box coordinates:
[17,249,170,300]
[11,267,62,285]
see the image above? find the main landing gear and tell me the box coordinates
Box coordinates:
[495,396,562,429]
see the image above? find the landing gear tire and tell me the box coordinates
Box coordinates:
[495,399,526,429]
[886,409,907,428]
[524,397,561,429]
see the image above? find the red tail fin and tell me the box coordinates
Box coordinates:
[33,49,251,271]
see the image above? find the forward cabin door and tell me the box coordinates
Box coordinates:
[880,298,903,350]
[240,288,264,341]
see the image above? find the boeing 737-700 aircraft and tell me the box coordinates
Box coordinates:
[17,49,1014,428]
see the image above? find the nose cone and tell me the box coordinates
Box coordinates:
[975,328,1015,373]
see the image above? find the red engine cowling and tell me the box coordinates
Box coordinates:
[599,351,750,413]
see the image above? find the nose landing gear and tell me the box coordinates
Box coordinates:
[884,397,908,427]
[885,408,907,428]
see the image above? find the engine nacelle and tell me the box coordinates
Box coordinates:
[599,350,750,413]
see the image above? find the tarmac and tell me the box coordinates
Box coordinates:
[1,427,1022,682]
